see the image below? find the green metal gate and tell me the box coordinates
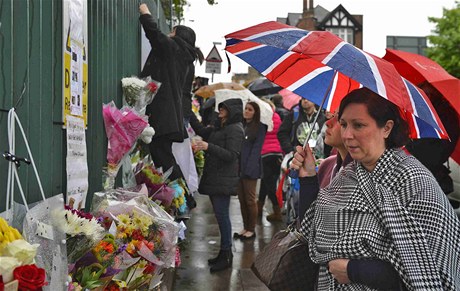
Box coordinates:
[0,0,169,211]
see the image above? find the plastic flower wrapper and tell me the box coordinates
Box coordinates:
[102,101,149,189]
[121,76,161,115]
[22,194,67,291]
[90,189,180,269]
[134,157,174,207]
[149,184,175,209]
[51,206,105,264]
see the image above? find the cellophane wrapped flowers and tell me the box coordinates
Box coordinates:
[102,102,149,190]
[66,189,179,290]
[121,76,161,115]
[52,206,105,264]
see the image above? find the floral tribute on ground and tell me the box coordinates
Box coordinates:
[0,217,48,291]
[65,189,179,290]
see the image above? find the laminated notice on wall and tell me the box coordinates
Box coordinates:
[66,115,88,209]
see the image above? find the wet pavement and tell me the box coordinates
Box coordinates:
[172,192,286,291]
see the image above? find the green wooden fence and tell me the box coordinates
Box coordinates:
[0,0,169,211]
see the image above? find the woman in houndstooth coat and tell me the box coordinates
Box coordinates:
[298,88,460,290]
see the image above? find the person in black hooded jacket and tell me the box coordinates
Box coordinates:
[138,3,203,181]
[190,98,245,273]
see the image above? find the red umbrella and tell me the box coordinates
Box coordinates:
[225,21,448,140]
[383,49,460,115]
[383,48,460,163]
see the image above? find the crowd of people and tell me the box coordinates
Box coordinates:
[139,1,460,286]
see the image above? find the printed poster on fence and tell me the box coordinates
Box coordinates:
[66,115,88,209]
[63,0,88,127]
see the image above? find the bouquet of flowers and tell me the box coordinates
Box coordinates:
[133,158,188,216]
[168,179,188,216]
[52,206,105,264]
[102,101,149,189]
[121,76,161,115]
[0,217,48,291]
[67,189,180,289]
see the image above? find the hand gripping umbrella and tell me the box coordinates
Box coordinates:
[224,21,448,142]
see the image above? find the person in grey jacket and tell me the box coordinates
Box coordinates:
[191,98,244,272]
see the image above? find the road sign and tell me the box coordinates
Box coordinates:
[205,45,223,62]
[205,62,222,74]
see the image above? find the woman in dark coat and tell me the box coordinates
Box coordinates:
[191,98,244,272]
[138,3,203,180]
[234,102,267,240]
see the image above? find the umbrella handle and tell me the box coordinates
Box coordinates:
[288,71,338,179]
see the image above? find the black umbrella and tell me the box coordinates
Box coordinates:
[247,77,281,96]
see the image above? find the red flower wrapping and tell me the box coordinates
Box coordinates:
[13,264,47,291]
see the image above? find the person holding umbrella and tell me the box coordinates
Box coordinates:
[295,109,354,220]
[292,88,460,290]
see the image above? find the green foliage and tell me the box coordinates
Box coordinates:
[160,0,218,24]
[75,263,106,289]
[426,1,460,78]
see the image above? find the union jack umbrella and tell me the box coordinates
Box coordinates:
[225,21,448,139]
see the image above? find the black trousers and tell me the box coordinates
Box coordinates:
[148,135,184,181]
[259,154,283,207]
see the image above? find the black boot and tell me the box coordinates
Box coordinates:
[210,250,233,273]
[207,250,224,265]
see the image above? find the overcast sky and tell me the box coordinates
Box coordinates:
[183,0,457,83]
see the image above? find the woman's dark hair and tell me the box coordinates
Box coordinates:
[174,25,204,64]
[244,102,262,141]
[338,88,409,148]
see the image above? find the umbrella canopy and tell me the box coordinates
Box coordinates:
[278,89,302,110]
[383,48,460,116]
[225,21,448,140]
[194,82,245,99]
[247,77,281,96]
[214,89,274,131]
[383,48,460,163]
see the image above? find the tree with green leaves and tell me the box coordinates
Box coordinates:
[426,1,460,78]
[161,0,217,25]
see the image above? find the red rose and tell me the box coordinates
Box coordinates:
[13,264,47,291]
[146,82,158,93]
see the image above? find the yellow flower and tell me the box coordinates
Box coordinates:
[116,231,127,239]
[117,214,131,227]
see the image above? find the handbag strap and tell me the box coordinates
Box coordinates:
[287,220,308,243]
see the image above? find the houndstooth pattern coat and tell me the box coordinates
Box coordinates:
[300,148,460,290]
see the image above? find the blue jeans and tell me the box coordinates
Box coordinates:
[210,195,232,251]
